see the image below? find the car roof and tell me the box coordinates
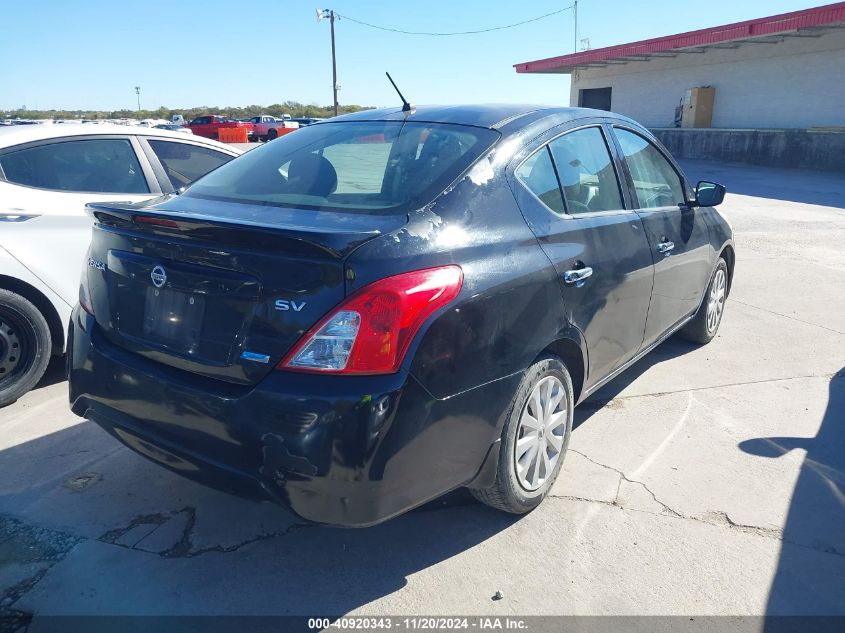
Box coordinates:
[0,123,240,153]
[331,104,631,130]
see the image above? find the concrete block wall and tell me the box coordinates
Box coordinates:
[652,128,845,172]
[569,29,845,129]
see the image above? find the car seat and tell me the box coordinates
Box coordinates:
[286,153,338,198]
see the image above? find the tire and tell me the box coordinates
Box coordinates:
[679,257,729,345]
[470,356,574,514]
[267,129,278,140]
[0,289,52,408]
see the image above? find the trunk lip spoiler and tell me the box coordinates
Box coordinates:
[86,201,405,259]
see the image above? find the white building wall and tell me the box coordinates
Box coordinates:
[569,29,845,128]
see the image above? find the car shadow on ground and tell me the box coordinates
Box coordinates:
[33,356,66,391]
[0,408,519,617]
[0,336,704,618]
[677,159,845,209]
[2,336,702,618]
[573,335,699,430]
[740,367,845,616]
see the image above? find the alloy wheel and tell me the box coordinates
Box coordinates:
[514,375,567,491]
[706,268,727,333]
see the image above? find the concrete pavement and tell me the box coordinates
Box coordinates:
[0,159,843,625]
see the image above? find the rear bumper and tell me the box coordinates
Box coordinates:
[68,308,518,526]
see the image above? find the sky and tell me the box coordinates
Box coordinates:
[0,0,827,112]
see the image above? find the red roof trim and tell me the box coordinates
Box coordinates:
[515,2,845,73]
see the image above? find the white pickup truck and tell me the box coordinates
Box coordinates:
[246,115,299,142]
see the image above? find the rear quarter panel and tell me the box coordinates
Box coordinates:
[0,243,73,351]
[0,184,152,307]
[346,156,569,402]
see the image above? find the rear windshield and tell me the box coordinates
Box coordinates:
[184,121,499,214]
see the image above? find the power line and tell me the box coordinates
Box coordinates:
[335,5,575,37]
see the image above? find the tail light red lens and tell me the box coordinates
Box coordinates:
[79,277,95,316]
[279,265,463,375]
[134,215,180,228]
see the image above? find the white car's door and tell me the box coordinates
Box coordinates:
[0,136,159,307]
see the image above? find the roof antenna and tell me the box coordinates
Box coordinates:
[385,72,413,113]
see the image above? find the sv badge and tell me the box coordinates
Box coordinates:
[274,300,306,312]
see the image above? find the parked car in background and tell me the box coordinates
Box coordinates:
[0,124,240,406]
[155,123,193,134]
[245,115,299,142]
[68,105,733,527]
[187,115,254,141]
[290,117,325,127]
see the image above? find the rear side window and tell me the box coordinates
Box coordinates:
[148,140,233,189]
[549,127,623,214]
[0,138,149,193]
[184,121,499,214]
[614,128,685,209]
[515,147,565,214]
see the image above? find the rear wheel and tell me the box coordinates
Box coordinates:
[267,128,278,141]
[679,257,728,345]
[0,289,51,408]
[470,356,573,514]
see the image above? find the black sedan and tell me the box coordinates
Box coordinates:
[68,105,733,526]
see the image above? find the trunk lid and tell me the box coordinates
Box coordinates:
[86,197,405,384]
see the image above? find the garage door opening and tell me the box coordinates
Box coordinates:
[578,87,612,111]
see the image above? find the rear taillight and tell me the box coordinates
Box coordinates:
[134,215,179,228]
[279,265,463,375]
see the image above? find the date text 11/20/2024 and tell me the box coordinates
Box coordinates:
[308,617,529,630]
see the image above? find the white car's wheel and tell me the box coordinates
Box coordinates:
[0,289,52,407]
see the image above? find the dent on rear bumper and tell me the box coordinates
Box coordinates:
[68,309,519,526]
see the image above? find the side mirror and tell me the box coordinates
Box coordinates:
[695,180,726,207]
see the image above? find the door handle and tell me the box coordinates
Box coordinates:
[563,267,593,287]
[656,240,675,255]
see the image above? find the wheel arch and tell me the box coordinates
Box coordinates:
[719,243,736,296]
[0,275,65,355]
[537,331,587,405]
[468,330,586,491]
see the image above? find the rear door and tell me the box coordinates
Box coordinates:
[139,137,236,192]
[0,135,160,306]
[509,122,655,387]
[610,126,712,347]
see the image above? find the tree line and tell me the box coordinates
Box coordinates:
[2,101,372,121]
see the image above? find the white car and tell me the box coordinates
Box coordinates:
[0,124,240,406]
[154,123,194,134]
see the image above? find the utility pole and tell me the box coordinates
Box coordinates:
[135,86,141,112]
[573,1,578,53]
[317,9,339,116]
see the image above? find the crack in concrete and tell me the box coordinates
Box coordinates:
[94,506,317,559]
[702,510,782,539]
[569,449,683,517]
[98,512,170,546]
[0,569,48,611]
[159,507,196,558]
[179,522,317,558]
[591,373,837,403]
[0,516,81,617]
[0,608,31,633]
[547,493,617,508]
[564,450,845,559]
[731,299,845,336]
